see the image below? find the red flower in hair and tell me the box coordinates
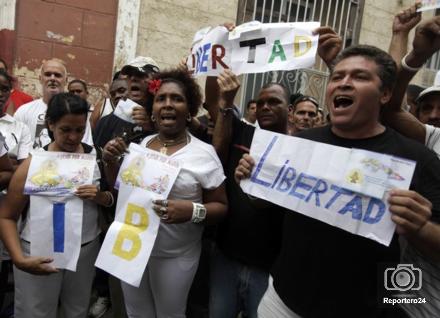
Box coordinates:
[148,79,162,95]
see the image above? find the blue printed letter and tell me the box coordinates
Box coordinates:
[363,198,386,224]
[53,202,65,253]
[305,179,328,207]
[250,136,278,188]
[338,195,363,220]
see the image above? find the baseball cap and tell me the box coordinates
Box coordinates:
[121,56,159,76]
[416,86,440,103]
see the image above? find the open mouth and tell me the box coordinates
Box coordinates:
[160,113,177,124]
[333,95,354,109]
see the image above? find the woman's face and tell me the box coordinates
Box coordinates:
[48,113,87,152]
[152,82,189,137]
[0,75,11,112]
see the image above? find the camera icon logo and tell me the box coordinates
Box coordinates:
[384,264,422,292]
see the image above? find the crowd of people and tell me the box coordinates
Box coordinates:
[0,2,439,318]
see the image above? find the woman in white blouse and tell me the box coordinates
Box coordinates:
[102,68,228,318]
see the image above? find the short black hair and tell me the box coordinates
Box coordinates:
[0,69,14,87]
[290,93,303,105]
[246,99,257,109]
[260,82,290,104]
[68,79,88,92]
[113,71,122,81]
[331,45,397,92]
[45,93,89,140]
[145,68,202,117]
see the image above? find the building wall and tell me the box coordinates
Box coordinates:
[11,0,118,104]
[359,0,436,87]
[135,0,239,69]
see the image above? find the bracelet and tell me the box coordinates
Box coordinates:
[401,53,422,73]
[191,202,207,223]
[103,191,114,207]
[219,107,235,116]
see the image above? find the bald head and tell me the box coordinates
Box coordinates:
[40,59,67,104]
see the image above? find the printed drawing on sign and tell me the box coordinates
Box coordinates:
[120,156,170,194]
[24,151,96,196]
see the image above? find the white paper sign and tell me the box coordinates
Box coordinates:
[24,151,96,196]
[417,0,440,11]
[113,98,142,124]
[188,21,320,76]
[115,143,181,193]
[95,185,161,286]
[96,144,181,286]
[29,196,83,270]
[240,129,416,246]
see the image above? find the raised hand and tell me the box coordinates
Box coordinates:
[313,26,342,67]
[392,2,421,34]
[217,69,240,109]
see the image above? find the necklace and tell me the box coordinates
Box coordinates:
[156,134,188,155]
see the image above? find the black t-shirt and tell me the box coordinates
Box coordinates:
[93,113,152,150]
[272,125,440,318]
[216,116,285,271]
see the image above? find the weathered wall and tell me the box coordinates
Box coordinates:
[12,0,118,104]
[136,0,239,69]
[359,0,436,87]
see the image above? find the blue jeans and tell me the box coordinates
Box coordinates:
[209,248,269,318]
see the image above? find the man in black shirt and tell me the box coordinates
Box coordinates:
[210,27,343,318]
[235,45,440,318]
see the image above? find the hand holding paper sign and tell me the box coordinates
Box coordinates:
[410,15,440,65]
[388,189,432,235]
[218,70,240,109]
[75,184,99,200]
[132,105,150,130]
[152,199,193,224]
[314,26,342,67]
[234,153,255,183]
[392,2,421,34]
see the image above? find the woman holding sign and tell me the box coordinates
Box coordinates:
[0,93,114,318]
[102,68,227,318]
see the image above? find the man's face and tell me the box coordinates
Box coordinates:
[40,60,67,99]
[110,79,128,106]
[326,56,390,135]
[292,101,317,131]
[247,102,257,122]
[128,74,147,105]
[418,93,440,127]
[68,82,88,101]
[0,61,6,71]
[256,85,288,132]
[315,111,324,126]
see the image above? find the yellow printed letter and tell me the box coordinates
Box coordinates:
[294,36,312,57]
[112,203,149,260]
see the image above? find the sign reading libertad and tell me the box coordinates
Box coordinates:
[240,129,416,246]
[187,21,320,76]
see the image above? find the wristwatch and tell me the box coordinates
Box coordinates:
[191,203,207,223]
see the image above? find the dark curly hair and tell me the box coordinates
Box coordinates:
[145,68,202,117]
